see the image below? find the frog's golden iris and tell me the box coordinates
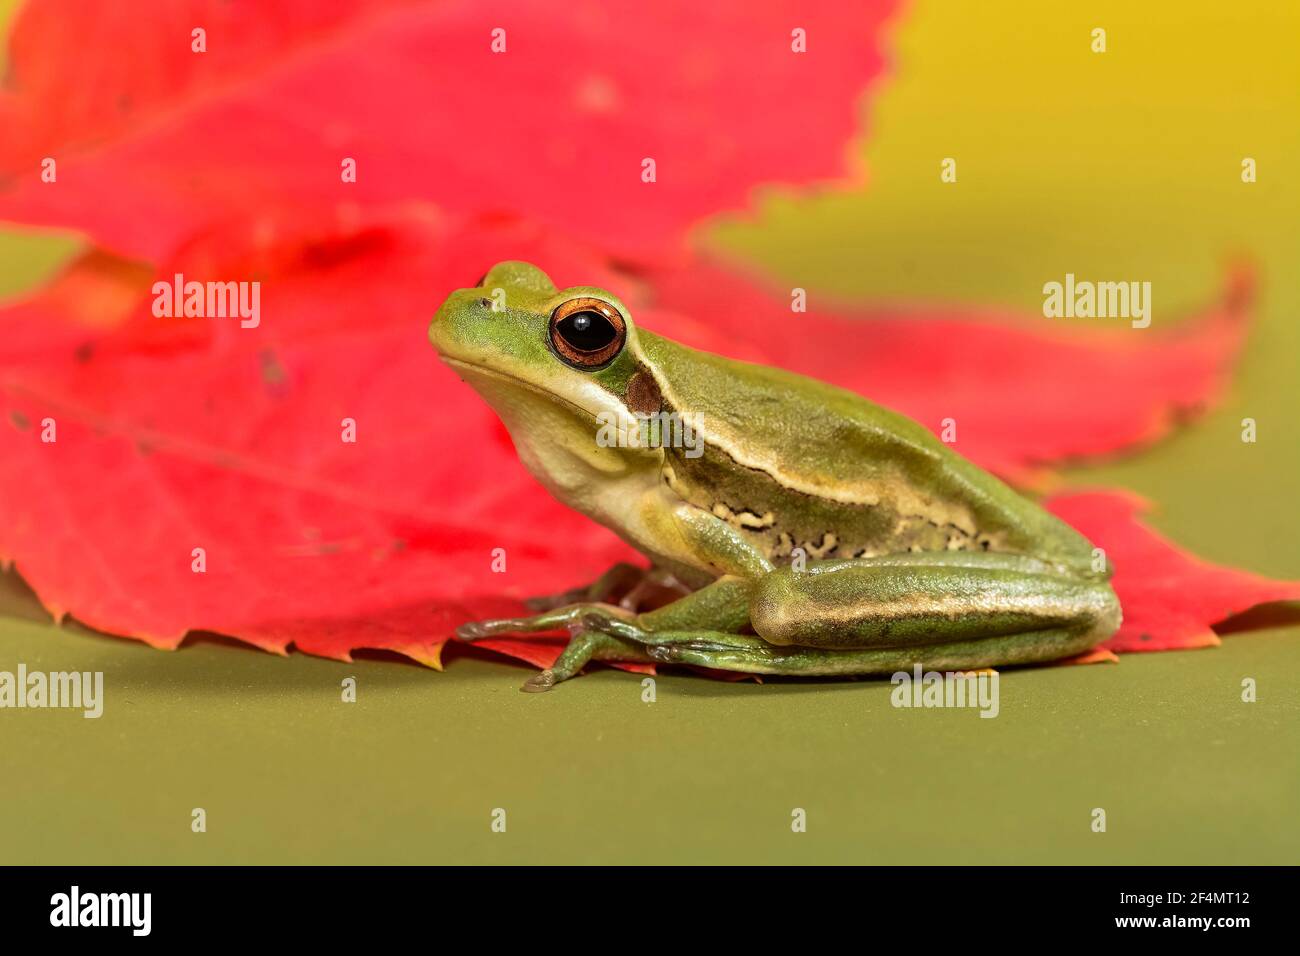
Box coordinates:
[548,296,626,369]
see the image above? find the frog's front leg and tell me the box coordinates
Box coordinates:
[456,574,754,691]
[456,507,767,689]
[456,573,752,643]
[455,601,636,640]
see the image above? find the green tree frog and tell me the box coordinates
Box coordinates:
[430,262,1120,691]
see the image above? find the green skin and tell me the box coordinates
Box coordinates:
[429,262,1121,692]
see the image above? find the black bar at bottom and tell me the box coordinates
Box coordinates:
[0,865,1288,941]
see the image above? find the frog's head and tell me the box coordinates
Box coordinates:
[430,261,666,497]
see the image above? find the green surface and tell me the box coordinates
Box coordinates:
[1,1,1298,864]
[1,597,1297,865]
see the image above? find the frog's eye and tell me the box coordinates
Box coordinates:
[548,297,626,370]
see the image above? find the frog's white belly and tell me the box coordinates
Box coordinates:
[519,437,714,584]
[453,361,727,584]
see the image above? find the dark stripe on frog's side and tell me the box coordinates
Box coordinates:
[633,329,1100,574]
[663,441,998,564]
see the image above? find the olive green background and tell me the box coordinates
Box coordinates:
[1,1,1296,864]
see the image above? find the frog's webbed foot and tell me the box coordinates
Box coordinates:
[453,604,644,691]
[521,670,558,693]
[519,621,654,693]
[454,600,743,691]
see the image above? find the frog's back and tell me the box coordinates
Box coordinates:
[637,330,1094,568]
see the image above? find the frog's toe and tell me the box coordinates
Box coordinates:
[455,620,505,641]
[580,612,647,643]
[644,639,738,664]
[521,670,557,693]
[646,645,682,664]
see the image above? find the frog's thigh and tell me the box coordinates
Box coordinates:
[636,575,752,633]
[750,555,1121,653]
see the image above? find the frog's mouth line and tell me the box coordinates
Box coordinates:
[440,356,606,426]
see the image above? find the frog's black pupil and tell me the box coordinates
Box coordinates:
[558,311,615,352]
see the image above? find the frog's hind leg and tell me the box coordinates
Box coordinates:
[459,554,1120,686]
[535,617,1108,680]
[734,551,1122,675]
[633,626,1102,677]
[605,552,1121,678]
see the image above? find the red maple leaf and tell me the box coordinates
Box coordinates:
[3,212,1293,673]
[0,1,1293,678]
[0,213,634,662]
[0,0,899,261]
[1048,491,1300,654]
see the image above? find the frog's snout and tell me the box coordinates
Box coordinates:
[428,291,467,355]
[429,284,508,359]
